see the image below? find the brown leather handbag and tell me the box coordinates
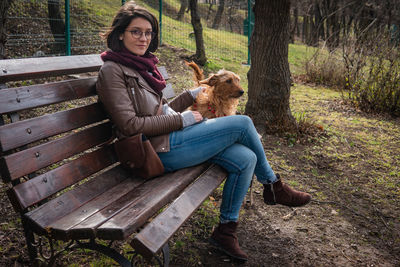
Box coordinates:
[113,99,164,179]
[114,133,164,179]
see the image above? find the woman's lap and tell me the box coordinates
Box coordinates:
[158,115,275,183]
[158,115,255,172]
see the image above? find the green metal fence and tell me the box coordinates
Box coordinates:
[4,0,252,63]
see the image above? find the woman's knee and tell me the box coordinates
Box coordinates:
[241,147,257,171]
[232,115,253,126]
[220,115,254,132]
[214,144,256,172]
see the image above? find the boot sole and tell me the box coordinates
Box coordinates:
[209,237,248,262]
[264,198,312,207]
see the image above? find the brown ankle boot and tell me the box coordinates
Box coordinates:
[263,174,311,207]
[209,222,248,261]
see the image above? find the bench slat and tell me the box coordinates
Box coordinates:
[48,176,146,240]
[9,145,116,211]
[0,54,102,83]
[1,122,112,182]
[131,164,226,259]
[24,165,130,236]
[0,103,107,152]
[74,164,211,240]
[0,78,97,114]
[158,66,169,80]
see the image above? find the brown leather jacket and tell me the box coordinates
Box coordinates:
[96,61,194,152]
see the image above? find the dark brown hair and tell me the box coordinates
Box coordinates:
[101,1,159,53]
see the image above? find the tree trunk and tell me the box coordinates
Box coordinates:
[290,2,299,43]
[212,0,225,29]
[245,0,296,133]
[314,1,324,43]
[325,0,340,49]
[304,13,312,45]
[227,2,235,32]
[302,14,309,43]
[48,0,65,54]
[206,3,214,21]
[189,0,207,65]
[307,5,318,46]
[0,0,13,59]
[177,0,188,21]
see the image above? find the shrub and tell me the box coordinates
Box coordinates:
[343,34,400,117]
[304,46,347,88]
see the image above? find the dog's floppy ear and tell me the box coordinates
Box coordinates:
[199,74,219,86]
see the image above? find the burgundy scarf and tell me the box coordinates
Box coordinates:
[101,48,166,93]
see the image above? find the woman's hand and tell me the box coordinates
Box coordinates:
[191,111,203,122]
[181,110,203,127]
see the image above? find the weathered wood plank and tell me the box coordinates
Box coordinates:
[48,176,146,240]
[158,66,169,80]
[1,122,112,181]
[131,164,226,259]
[162,83,175,99]
[0,54,102,83]
[72,164,211,240]
[0,103,107,152]
[0,78,97,114]
[24,165,130,236]
[10,145,116,211]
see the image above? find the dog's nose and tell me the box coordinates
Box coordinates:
[239,90,244,96]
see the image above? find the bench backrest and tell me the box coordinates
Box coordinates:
[0,55,118,213]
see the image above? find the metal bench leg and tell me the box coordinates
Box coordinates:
[154,243,170,267]
[74,239,132,267]
[21,216,39,266]
[249,175,255,206]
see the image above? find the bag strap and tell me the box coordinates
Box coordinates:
[156,98,163,115]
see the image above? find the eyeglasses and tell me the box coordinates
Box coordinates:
[126,29,156,40]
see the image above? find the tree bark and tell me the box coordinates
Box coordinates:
[189,0,207,65]
[177,0,188,21]
[306,2,316,46]
[212,0,225,29]
[0,0,13,59]
[48,0,65,54]
[324,0,340,49]
[301,14,306,43]
[227,2,234,32]
[245,0,296,133]
[314,1,324,44]
[206,3,214,21]
[290,2,299,43]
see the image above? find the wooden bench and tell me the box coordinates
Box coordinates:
[0,54,227,266]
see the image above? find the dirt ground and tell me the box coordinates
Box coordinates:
[169,137,400,267]
[1,46,399,266]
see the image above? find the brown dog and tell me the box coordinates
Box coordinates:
[186,61,244,118]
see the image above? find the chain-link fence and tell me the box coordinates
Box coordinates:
[158,0,252,63]
[4,0,252,63]
[5,0,121,57]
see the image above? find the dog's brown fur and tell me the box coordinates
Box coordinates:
[185,61,244,118]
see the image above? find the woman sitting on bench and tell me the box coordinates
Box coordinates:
[96,1,311,262]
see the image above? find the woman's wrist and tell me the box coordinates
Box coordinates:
[189,86,204,100]
[163,104,178,115]
[181,110,196,127]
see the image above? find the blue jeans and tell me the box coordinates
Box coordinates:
[158,115,277,223]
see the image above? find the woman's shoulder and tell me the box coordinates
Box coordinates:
[100,60,121,73]
[101,61,140,78]
[98,62,138,82]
